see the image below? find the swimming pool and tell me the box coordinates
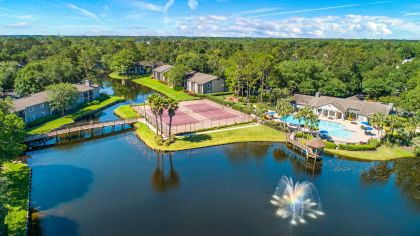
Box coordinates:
[281,115,354,139]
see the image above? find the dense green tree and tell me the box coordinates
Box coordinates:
[0,110,26,163]
[47,83,80,115]
[109,48,138,75]
[0,61,19,94]
[176,52,208,72]
[166,64,189,88]
[14,61,49,95]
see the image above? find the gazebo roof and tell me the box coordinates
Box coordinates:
[307,138,326,149]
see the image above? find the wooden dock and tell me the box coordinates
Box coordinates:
[25,118,141,143]
[286,132,322,160]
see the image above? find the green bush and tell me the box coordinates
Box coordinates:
[415,146,420,157]
[325,141,336,149]
[295,132,313,140]
[26,113,60,128]
[209,92,233,96]
[154,135,163,146]
[338,139,380,151]
[164,136,177,146]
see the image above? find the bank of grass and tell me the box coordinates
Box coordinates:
[1,162,30,235]
[134,122,286,151]
[325,146,415,161]
[132,77,198,101]
[27,95,125,135]
[114,105,140,119]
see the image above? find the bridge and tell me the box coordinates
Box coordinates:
[25,118,142,143]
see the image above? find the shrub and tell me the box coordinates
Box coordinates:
[154,135,163,146]
[187,91,197,96]
[26,114,60,128]
[338,139,380,151]
[415,146,420,157]
[295,132,313,140]
[325,141,336,149]
[164,136,177,146]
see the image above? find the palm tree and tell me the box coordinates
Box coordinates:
[276,98,294,131]
[155,96,166,137]
[386,115,402,141]
[146,94,160,135]
[370,113,386,139]
[166,98,179,137]
[307,112,320,132]
[294,106,312,131]
[403,117,419,143]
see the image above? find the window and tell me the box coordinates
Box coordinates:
[41,112,46,117]
[31,115,35,121]
[40,103,44,109]
[28,106,33,112]
[207,83,211,88]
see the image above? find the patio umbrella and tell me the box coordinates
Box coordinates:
[365,126,373,131]
[320,130,329,134]
[360,121,370,126]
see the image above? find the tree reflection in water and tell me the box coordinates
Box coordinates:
[223,143,271,164]
[151,152,180,192]
[101,76,153,102]
[273,144,322,176]
[361,157,420,209]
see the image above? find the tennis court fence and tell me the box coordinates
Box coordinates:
[133,105,254,135]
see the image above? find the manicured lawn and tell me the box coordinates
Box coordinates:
[135,122,286,151]
[114,105,140,120]
[1,162,30,235]
[325,146,415,161]
[132,77,198,101]
[27,96,125,135]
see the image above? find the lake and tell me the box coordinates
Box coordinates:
[27,132,420,236]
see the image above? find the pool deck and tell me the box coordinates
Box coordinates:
[317,116,379,144]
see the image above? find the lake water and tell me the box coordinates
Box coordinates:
[27,133,420,236]
[81,77,154,122]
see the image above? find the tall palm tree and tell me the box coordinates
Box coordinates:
[276,98,294,131]
[370,113,386,139]
[146,94,160,135]
[403,117,419,143]
[166,98,179,137]
[386,115,402,141]
[155,96,166,137]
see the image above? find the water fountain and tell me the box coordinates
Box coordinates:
[271,176,324,225]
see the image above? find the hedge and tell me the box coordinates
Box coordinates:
[338,139,380,151]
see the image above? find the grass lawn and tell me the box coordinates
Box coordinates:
[27,96,125,135]
[1,162,30,235]
[132,77,198,101]
[325,146,415,161]
[134,122,286,151]
[114,105,140,120]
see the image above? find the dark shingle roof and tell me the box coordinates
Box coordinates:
[187,72,219,84]
[153,64,172,73]
[13,82,99,112]
[293,94,393,116]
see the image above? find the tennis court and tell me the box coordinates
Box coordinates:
[136,99,254,135]
[184,103,236,120]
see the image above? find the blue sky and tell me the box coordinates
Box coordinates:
[1,0,419,39]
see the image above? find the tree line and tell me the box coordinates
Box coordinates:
[0,36,418,114]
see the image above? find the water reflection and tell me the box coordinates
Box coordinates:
[101,77,153,103]
[361,157,420,209]
[224,142,271,163]
[275,145,322,176]
[151,152,180,192]
[31,165,93,211]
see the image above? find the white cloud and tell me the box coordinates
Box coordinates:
[128,0,175,13]
[174,14,418,38]
[188,0,198,10]
[235,8,280,16]
[3,22,32,29]
[65,3,102,22]
[404,12,420,16]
